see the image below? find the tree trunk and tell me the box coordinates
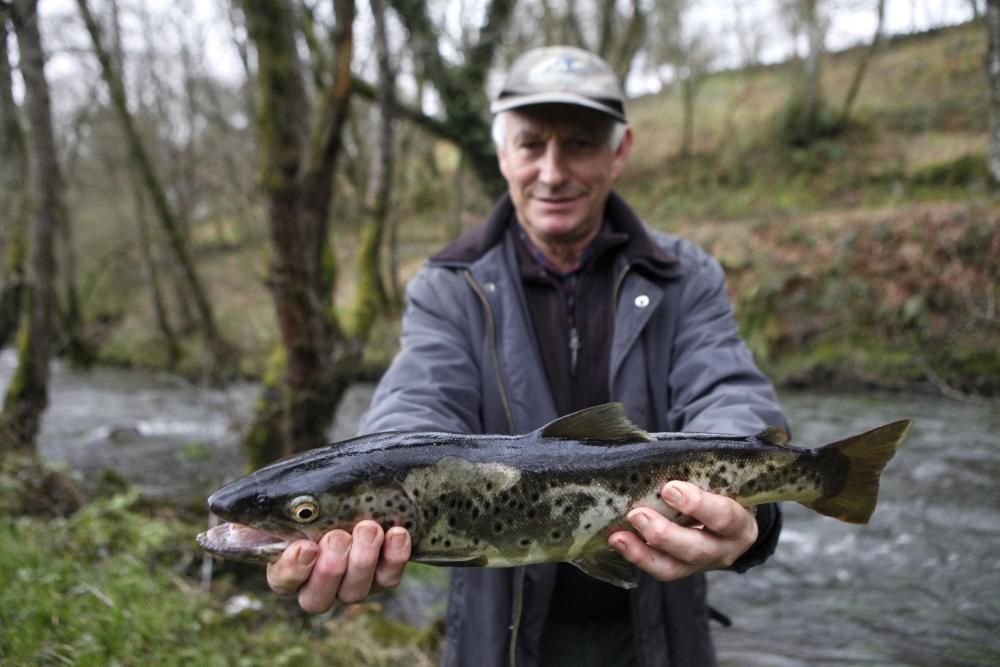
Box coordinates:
[681,75,696,159]
[239,0,356,468]
[347,0,394,339]
[75,0,233,375]
[988,0,1000,184]
[0,9,28,349]
[130,171,181,368]
[2,0,61,450]
[797,0,824,144]
[840,0,885,127]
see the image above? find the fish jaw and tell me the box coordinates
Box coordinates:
[196,522,314,564]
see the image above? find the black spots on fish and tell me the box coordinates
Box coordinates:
[472,537,481,546]
[493,520,504,534]
[471,507,481,520]
[554,498,563,509]
[629,472,639,484]
[605,497,615,507]
[562,505,575,516]
[404,521,414,530]
[485,482,494,492]
[379,520,394,532]
[550,530,562,541]
[519,538,531,547]
[584,522,592,530]
[448,516,457,528]
[527,508,538,520]
[531,492,541,502]
[709,474,730,492]
[430,536,439,545]
[372,511,384,520]
[444,539,452,548]
[365,495,374,502]
[412,489,420,498]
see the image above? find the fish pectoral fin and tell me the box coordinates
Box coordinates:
[540,403,651,443]
[412,554,489,568]
[570,550,637,589]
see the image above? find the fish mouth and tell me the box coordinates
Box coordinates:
[196,523,310,564]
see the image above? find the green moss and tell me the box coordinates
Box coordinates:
[910,153,990,187]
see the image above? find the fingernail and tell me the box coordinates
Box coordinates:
[297,545,317,567]
[610,537,627,552]
[387,529,407,550]
[358,524,379,546]
[629,510,650,527]
[328,531,352,554]
[663,485,685,508]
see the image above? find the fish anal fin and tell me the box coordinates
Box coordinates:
[756,426,790,446]
[570,549,637,589]
[541,403,650,443]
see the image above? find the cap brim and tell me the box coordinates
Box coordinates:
[490,92,626,122]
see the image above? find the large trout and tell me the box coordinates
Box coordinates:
[197,403,911,588]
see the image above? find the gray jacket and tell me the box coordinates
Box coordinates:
[360,193,785,667]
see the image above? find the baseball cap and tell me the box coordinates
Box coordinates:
[491,46,626,122]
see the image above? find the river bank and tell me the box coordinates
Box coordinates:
[2,357,999,665]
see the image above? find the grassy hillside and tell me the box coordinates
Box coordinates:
[83,19,998,395]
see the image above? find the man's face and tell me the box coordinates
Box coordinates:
[496,105,632,247]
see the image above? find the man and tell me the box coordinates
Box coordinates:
[267,46,784,666]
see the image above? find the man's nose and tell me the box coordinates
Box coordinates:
[538,142,567,185]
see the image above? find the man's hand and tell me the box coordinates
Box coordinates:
[266,520,411,613]
[608,481,757,581]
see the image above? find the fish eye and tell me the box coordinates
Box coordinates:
[289,496,319,523]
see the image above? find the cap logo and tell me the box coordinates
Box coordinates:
[529,55,594,86]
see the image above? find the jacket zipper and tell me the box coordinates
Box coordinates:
[462,270,515,434]
[463,270,523,666]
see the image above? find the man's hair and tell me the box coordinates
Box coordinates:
[491,111,628,152]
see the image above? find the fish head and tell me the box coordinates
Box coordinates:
[198,445,375,563]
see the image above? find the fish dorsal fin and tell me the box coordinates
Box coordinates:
[571,550,637,589]
[540,403,651,443]
[756,426,790,446]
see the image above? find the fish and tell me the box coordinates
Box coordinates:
[197,402,911,589]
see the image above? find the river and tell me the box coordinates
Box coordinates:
[2,349,998,666]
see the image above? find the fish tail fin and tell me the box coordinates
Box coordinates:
[806,419,912,524]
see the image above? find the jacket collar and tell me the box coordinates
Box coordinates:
[429,191,678,280]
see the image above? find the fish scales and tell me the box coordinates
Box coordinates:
[197,403,911,588]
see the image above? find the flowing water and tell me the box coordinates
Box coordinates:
[2,349,998,665]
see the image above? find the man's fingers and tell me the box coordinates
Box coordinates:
[374,527,411,590]
[609,529,689,581]
[266,540,319,595]
[336,521,384,604]
[662,482,754,541]
[627,508,719,566]
[297,530,351,614]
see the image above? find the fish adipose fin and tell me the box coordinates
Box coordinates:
[756,426,790,446]
[808,419,913,524]
[571,549,638,589]
[541,403,651,443]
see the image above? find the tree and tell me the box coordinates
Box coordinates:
[238,0,358,466]
[382,0,515,196]
[988,0,1000,183]
[75,0,233,375]
[781,0,832,145]
[0,6,28,350]
[2,0,63,449]
[648,0,717,159]
[346,0,396,337]
[840,0,886,127]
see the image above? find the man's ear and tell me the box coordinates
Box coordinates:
[610,127,633,181]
